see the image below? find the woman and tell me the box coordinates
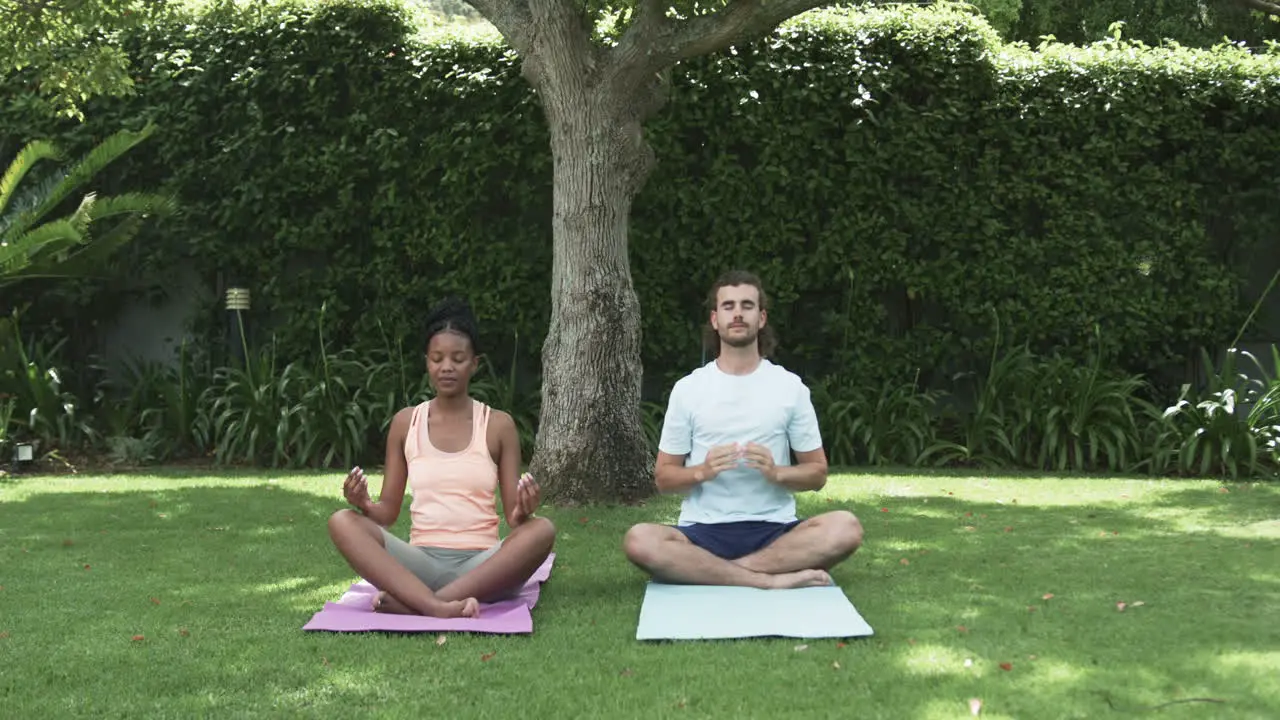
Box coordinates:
[327,297,556,618]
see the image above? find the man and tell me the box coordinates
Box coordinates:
[623,270,863,589]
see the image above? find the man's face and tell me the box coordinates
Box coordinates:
[711,284,766,349]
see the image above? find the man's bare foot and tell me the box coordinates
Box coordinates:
[373,593,480,618]
[769,569,833,589]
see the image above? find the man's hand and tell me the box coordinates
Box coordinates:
[698,442,743,481]
[511,472,541,525]
[343,466,373,512]
[741,443,778,483]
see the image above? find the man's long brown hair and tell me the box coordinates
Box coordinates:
[702,269,778,358]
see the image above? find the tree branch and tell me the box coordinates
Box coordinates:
[1235,0,1280,16]
[607,0,831,89]
[663,0,833,63]
[465,0,535,54]
[521,0,600,89]
[611,0,669,65]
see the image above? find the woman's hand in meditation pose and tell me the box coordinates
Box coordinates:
[511,472,541,526]
[343,466,372,513]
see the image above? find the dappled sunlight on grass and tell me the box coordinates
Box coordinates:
[900,642,971,677]
[1208,650,1280,699]
[1,469,1275,717]
[1238,519,1280,538]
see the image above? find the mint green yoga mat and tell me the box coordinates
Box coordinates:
[635,583,875,640]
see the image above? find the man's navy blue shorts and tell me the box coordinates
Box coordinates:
[674,519,803,560]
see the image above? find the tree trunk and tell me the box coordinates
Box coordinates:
[527,63,666,504]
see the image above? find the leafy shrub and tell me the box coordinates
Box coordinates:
[1157,347,1280,478]
[0,3,1275,406]
[816,372,948,467]
[0,311,96,453]
[1,2,1278,478]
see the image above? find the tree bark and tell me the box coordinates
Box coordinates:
[523,34,669,504]
[482,0,828,503]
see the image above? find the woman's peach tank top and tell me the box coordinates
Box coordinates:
[404,399,500,549]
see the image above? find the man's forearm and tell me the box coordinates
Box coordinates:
[772,462,827,492]
[655,463,708,494]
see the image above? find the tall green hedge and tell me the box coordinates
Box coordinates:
[2,1,1278,402]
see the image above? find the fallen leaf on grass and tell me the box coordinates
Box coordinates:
[435,634,447,646]
[1042,593,1054,600]
[956,625,968,633]
[83,565,90,570]
[131,634,145,642]
[965,526,976,531]
[62,539,74,547]
[836,642,847,649]
[1131,601,1145,607]
[1004,527,1013,532]
[999,662,1012,671]
[969,698,982,716]
[480,651,496,661]
[1116,602,1127,612]
[178,628,190,637]
[150,597,161,605]
[832,661,841,670]
[900,558,910,565]
[794,644,809,652]
[880,508,889,513]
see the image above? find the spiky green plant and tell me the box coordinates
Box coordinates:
[0,122,175,286]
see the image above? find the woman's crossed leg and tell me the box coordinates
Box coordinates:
[328,508,555,618]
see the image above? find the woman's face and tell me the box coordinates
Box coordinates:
[425,330,477,397]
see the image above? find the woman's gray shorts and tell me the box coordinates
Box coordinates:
[379,528,509,595]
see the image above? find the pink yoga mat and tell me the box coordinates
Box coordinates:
[302,553,555,634]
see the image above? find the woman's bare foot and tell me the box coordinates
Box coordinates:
[769,569,833,589]
[373,591,414,615]
[446,597,481,619]
[373,592,480,618]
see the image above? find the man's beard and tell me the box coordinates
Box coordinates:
[721,328,757,348]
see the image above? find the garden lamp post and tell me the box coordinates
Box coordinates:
[226,286,251,368]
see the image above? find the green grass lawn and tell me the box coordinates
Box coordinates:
[1,469,1277,719]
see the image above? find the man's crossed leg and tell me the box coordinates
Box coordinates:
[623,510,863,588]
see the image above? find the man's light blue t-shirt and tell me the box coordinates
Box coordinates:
[657,359,824,526]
